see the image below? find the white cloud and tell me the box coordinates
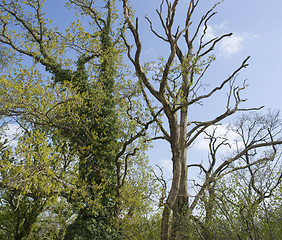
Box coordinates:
[219,32,258,57]
[220,35,244,57]
[153,158,173,180]
[216,22,228,30]
[203,25,217,42]
[202,22,228,42]
[160,159,172,173]
[202,23,258,57]
[193,124,243,153]
[1,123,22,147]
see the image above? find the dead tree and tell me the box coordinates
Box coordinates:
[121,0,282,239]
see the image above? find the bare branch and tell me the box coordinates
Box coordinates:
[189,56,250,106]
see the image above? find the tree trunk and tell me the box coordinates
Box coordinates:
[161,205,171,240]
[171,107,189,240]
[162,107,189,240]
[161,147,181,240]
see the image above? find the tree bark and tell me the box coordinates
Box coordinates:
[171,107,189,240]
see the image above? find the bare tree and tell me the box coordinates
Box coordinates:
[120,0,282,239]
[189,111,282,239]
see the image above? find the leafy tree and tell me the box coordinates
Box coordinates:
[0,117,79,240]
[59,1,121,238]
[0,191,45,240]
[0,0,159,239]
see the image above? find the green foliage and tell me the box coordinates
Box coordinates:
[117,154,162,239]
[28,199,73,240]
[192,165,282,240]
[64,215,121,240]
[0,192,45,240]
[0,0,160,239]
[0,46,13,70]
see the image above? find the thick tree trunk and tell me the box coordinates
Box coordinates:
[171,154,189,240]
[161,107,190,240]
[171,108,189,240]
[170,160,189,239]
[161,205,171,240]
[161,148,181,240]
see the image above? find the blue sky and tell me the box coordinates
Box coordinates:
[42,0,282,177]
[132,0,282,108]
[44,0,282,109]
[126,0,282,176]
